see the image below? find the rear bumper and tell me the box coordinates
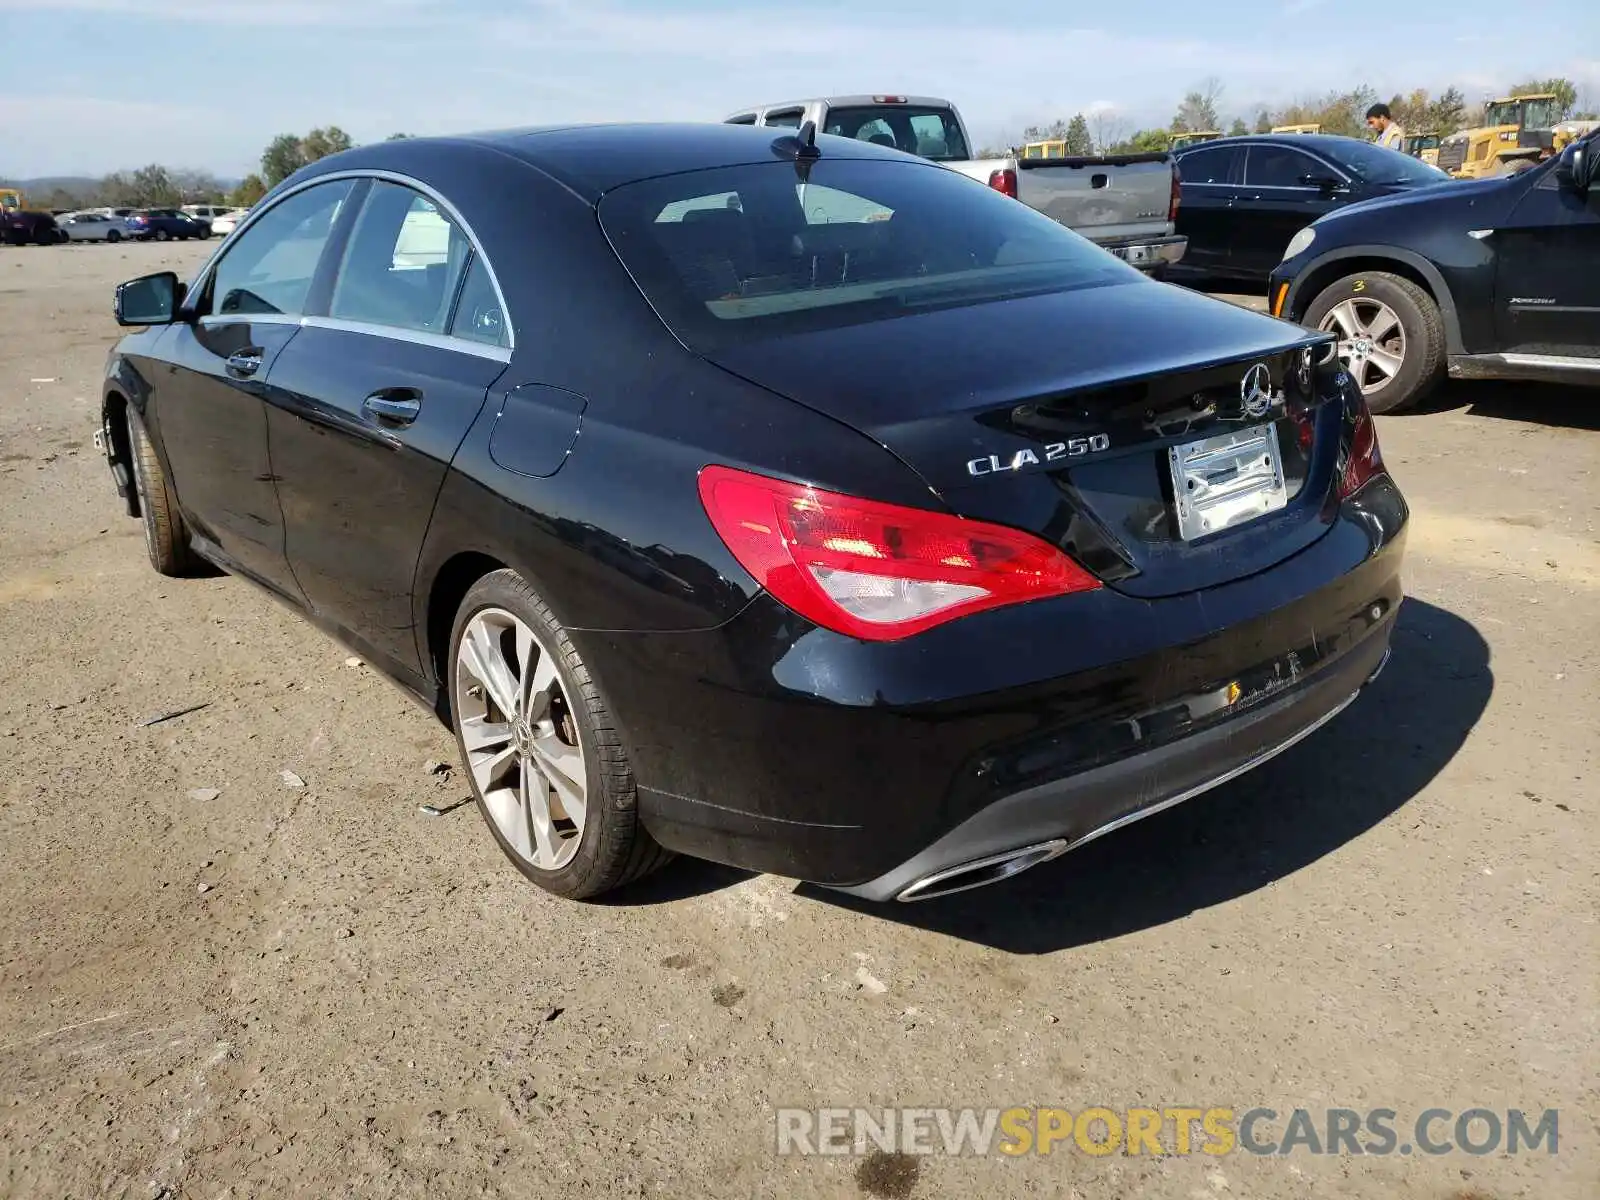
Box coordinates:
[1096,233,1187,271]
[587,477,1407,894]
[836,625,1390,901]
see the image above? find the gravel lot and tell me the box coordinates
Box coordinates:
[1,240,1595,1199]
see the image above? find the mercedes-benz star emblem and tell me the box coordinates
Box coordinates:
[1240,363,1273,418]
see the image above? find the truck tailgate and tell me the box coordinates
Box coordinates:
[1017,154,1175,243]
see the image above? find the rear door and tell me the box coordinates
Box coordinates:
[1172,143,1244,274]
[152,178,356,597]
[262,179,511,675]
[1235,144,1347,278]
[1493,164,1600,357]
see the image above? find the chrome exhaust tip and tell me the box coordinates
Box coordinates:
[894,839,1071,903]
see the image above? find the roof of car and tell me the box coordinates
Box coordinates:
[724,95,956,115]
[1174,133,1375,153]
[309,122,916,203]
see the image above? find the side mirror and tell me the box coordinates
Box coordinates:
[114,271,183,326]
[1555,140,1595,192]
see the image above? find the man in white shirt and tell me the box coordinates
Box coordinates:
[1366,103,1406,152]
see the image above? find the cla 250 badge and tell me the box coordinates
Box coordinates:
[967,434,1111,478]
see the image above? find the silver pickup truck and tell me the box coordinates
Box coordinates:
[723,94,1186,272]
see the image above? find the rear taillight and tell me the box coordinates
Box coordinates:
[987,168,1018,200]
[697,465,1100,641]
[1168,159,1182,223]
[1338,392,1385,498]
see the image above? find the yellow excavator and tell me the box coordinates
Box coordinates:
[0,188,26,212]
[1270,123,1322,135]
[1403,133,1441,166]
[1437,93,1569,178]
[1168,130,1222,151]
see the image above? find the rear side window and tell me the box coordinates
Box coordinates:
[330,181,473,334]
[821,106,969,160]
[209,179,355,317]
[1245,146,1318,188]
[600,158,1138,353]
[1176,145,1240,184]
[448,255,510,348]
[764,109,804,129]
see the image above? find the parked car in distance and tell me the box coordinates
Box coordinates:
[725,95,1187,273]
[209,208,248,236]
[183,204,239,223]
[2,209,63,245]
[1171,134,1450,285]
[1270,127,1600,413]
[98,122,1404,905]
[59,212,127,242]
[125,209,211,240]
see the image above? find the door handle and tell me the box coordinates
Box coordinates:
[225,349,263,378]
[362,388,422,427]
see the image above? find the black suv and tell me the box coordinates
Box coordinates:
[1270,129,1600,413]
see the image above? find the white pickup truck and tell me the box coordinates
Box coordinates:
[723,94,1186,273]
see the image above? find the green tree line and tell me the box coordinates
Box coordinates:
[2,124,405,212]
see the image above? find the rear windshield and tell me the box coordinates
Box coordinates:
[599,158,1141,353]
[821,105,970,161]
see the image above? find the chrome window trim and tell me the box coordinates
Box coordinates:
[195,312,512,362]
[302,315,512,362]
[186,168,515,352]
[198,313,302,328]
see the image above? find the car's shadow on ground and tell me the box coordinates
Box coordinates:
[793,597,1491,953]
[1412,379,1600,431]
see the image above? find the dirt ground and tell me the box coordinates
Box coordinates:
[1,240,1595,1200]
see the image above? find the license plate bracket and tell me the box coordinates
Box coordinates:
[1169,422,1288,541]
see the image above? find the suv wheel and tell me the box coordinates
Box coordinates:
[1303,271,1444,414]
[448,570,672,900]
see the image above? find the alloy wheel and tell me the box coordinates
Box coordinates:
[1318,297,1406,396]
[454,607,587,871]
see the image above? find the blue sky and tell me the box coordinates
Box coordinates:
[3,0,1598,178]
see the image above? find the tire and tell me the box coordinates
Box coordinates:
[154,228,170,242]
[126,409,197,576]
[106,229,121,243]
[1303,271,1444,415]
[448,569,671,899]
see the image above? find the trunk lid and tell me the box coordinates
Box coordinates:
[705,278,1347,599]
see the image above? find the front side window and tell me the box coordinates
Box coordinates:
[601,157,1139,353]
[209,179,355,317]
[329,181,473,334]
[1245,146,1318,188]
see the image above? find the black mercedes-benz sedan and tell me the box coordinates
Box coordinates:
[1170,134,1450,285]
[97,122,1406,903]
